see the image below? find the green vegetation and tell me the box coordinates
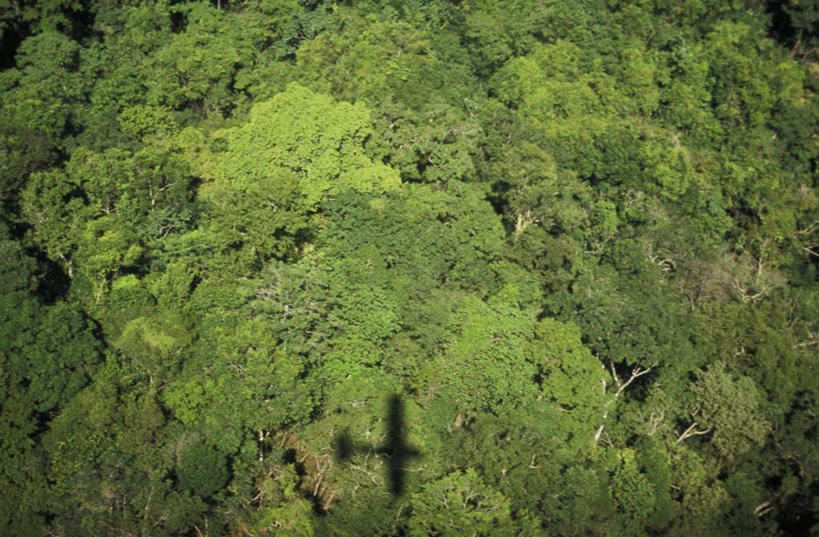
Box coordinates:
[1,1,817,535]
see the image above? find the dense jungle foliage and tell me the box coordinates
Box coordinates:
[1,0,818,535]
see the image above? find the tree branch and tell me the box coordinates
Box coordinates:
[647,408,664,435]
[594,364,653,444]
[614,365,652,397]
[675,422,711,444]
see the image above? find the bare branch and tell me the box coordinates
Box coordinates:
[594,363,653,444]
[647,408,664,436]
[794,221,819,236]
[676,422,712,444]
[754,501,774,517]
[609,362,621,390]
[614,366,652,397]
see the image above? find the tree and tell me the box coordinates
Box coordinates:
[76,215,143,302]
[20,168,90,278]
[162,317,314,454]
[533,317,610,446]
[177,442,229,499]
[451,408,568,526]
[0,350,48,536]
[561,240,699,372]
[291,8,485,184]
[44,360,207,537]
[14,302,102,413]
[688,361,770,461]
[146,2,254,118]
[609,449,657,535]
[201,83,400,272]
[0,30,86,144]
[0,0,816,534]
[432,289,540,414]
[458,0,549,77]
[217,83,400,209]
[407,468,515,537]
[116,312,189,380]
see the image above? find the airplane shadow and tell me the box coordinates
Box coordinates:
[334,393,420,496]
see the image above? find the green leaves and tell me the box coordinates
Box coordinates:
[434,291,539,413]
[564,255,696,369]
[18,303,102,412]
[292,10,485,184]
[610,449,657,535]
[20,168,89,274]
[202,165,305,267]
[534,317,609,444]
[320,182,505,295]
[177,443,229,499]
[0,351,47,536]
[217,84,400,208]
[0,1,816,536]
[691,362,770,461]
[408,469,514,537]
[0,31,86,141]
[202,84,401,270]
[162,296,314,452]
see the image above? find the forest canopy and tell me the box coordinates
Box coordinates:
[0,0,817,536]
